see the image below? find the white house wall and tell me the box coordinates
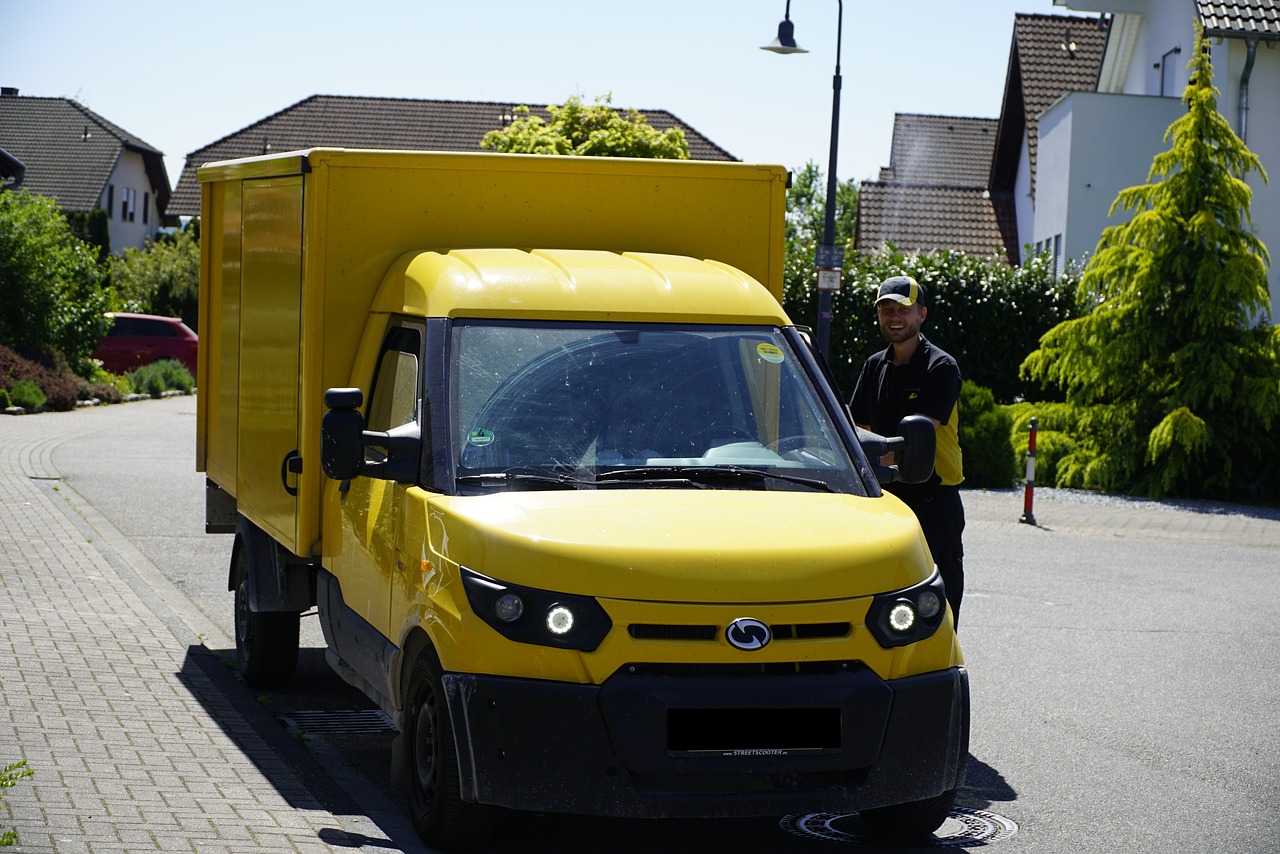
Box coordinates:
[1015,134,1035,259]
[1115,0,1197,97]
[1036,91,1185,272]
[96,149,160,253]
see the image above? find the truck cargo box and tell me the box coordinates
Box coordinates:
[196,149,788,556]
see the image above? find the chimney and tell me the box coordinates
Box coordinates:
[1,87,19,97]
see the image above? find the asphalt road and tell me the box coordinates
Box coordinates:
[41,395,1280,853]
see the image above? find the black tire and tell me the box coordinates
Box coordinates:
[859,788,958,840]
[404,653,496,849]
[232,548,299,689]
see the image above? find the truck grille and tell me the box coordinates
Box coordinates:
[619,661,858,677]
[628,622,851,641]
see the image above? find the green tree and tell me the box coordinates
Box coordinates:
[1021,29,1279,500]
[0,191,112,373]
[110,227,201,329]
[482,94,690,159]
[780,161,857,374]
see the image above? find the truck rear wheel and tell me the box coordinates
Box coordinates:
[232,548,299,689]
[858,788,957,840]
[405,653,495,849]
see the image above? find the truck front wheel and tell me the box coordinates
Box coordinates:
[858,788,957,840]
[232,548,299,689]
[405,653,495,849]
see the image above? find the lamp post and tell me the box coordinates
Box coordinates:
[762,0,844,358]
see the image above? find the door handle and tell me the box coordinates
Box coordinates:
[280,449,302,496]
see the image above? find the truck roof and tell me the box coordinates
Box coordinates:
[374,248,791,325]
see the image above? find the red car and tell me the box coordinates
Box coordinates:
[93,313,198,375]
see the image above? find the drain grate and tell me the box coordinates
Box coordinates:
[279,709,396,734]
[780,807,1018,846]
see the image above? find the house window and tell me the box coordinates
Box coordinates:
[143,192,149,225]
[121,188,137,222]
[107,185,115,218]
[1052,234,1063,277]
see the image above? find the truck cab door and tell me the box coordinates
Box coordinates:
[331,323,423,640]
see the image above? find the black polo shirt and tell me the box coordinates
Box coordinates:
[849,335,963,488]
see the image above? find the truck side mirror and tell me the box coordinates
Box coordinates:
[856,414,936,485]
[322,388,366,481]
[894,415,936,485]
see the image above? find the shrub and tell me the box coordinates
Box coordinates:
[0,345,79,411]
[79,379,124,404]
[0,388,9,409]
[0,191,113,374]
[126,363,167,397]
[1005,401,1085,488]
[155,359,194,393]
[959,381,1016,488]
[8,380,45,411]
[126,358,194,397]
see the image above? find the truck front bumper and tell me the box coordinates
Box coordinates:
[443,664,968,818]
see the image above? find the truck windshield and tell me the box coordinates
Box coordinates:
[451,322,866,495]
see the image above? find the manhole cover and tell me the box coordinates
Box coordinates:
[780,807,1018,846]
[279,709,396,734]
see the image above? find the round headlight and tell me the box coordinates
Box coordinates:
[917,589,942,620]
[546,605,575,636]
[494,593,524,623]
[888,602,917,633]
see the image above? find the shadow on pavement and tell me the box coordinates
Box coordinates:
[177,645,424,852]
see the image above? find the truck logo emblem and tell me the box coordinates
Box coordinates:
[725,618,771,651]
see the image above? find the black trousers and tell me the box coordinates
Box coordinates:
[894,484,966,630]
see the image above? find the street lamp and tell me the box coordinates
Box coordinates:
[762,0,845,358]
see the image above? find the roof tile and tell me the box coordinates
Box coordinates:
[879,114,998,186]
[1197,0,1280,36]
[854,183,1009,258]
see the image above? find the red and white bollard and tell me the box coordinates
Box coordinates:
[1020,416,1037,525]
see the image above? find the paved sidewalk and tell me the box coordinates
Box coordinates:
[0,408,401,854]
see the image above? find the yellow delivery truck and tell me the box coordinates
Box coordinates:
[196,148,967,849]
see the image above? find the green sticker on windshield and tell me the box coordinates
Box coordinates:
[467,428,495,447]
[756,342,785,364]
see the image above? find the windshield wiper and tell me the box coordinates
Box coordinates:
[596,465,835,493]
[456,467,592,490]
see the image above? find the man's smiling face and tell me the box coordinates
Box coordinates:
[876,300,926,345]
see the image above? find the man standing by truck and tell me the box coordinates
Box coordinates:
[850,275,966,628]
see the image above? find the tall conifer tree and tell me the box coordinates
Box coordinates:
[1022,27,1280,499]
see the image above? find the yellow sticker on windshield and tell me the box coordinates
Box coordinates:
[756,343,785,364]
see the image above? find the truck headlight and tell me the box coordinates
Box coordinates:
[866,569,949,648]
[461,567,611,651]
[494,593,524,623]
[887,601,917,632]
[546,605,575,635]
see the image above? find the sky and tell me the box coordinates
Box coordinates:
[4,1,1099,191]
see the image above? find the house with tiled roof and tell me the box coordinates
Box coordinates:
[168,95,737,217]
[1045,0,1280,309]
[855,114,1010,258]
[854,14,1109,266]
[0,87,175,252]
[991,12,1110,268]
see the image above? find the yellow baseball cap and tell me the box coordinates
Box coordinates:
[876,275,925,306]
